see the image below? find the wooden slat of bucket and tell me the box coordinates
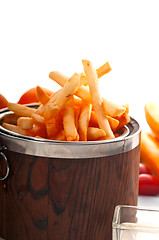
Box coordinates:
[0,145,140,240]
[0,150,7,237]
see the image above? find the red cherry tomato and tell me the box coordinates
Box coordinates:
[0,93,8,109]
[139,163,152,175]
[139,174,159,196]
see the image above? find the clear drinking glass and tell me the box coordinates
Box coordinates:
[112,205,159,240]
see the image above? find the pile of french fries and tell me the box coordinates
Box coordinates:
[2,59,130,141]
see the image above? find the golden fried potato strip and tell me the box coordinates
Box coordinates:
[82,59,115,139]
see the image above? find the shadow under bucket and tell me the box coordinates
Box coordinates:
[0,106,141,240]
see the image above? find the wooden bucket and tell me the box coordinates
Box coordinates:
[0,107,140,240]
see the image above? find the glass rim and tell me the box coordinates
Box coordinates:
[112,205,159,232]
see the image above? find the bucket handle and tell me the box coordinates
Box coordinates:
[0,146,9,181]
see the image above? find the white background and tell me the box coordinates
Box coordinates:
[1,0,159,129]
[1,0,159,207]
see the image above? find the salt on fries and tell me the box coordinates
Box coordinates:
[2,59,130,141]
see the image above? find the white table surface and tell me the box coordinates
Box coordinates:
[138,195,159,210]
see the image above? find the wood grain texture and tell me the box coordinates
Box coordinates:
[0,145,140,240]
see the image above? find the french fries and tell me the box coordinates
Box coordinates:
[35,104,46,116]
[102,98,126,117]
[80,61,112,86]
[2,123,32,136]
[89,111,119,132]
[43,73,80,119]
[49,71,91,102]
[32,113,45,125]
[55,130,66,141]
[62,96,79,141]
[17,117,33,130]
[82,59,115,139]
[87,127,106,141]
[2,59,130,141]
[49,71,69,87]
[96,61,112,78]
[36,86,51,105]
[115,112,131,131]
[8,102,36,117]
[45,114,62,139]
[78,101,92,141]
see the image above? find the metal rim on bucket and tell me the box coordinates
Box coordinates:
[0,146,9,181]
[0,105,141,159]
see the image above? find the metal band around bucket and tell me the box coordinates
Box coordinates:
[0,146,9,180]
[0,107,140,159]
